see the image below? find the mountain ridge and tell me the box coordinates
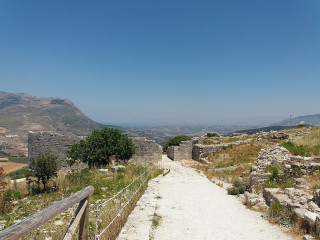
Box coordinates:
[275,113,320,126]
[0,91,109,151]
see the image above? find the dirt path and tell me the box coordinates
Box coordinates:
[118,156,294,240]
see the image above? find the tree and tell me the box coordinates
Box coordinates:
[28,154,58,191]
[67,128,135,168]
[164,135,191,148]
[206,132,220,137]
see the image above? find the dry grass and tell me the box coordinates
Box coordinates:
[193,142,269,182]
[295,126,320,147]
[282,126,309,134]
[0,165,163,240]
[0,161,27,174]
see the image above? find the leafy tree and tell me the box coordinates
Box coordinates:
[28,154,58,191]
[164,135,191,148]
[67,128,135,168]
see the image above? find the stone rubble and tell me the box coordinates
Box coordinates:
[247,143,320,237]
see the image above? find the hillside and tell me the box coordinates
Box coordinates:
[0,91,106,151]
[276,113,320,126]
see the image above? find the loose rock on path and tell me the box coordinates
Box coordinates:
[117,155,294,240]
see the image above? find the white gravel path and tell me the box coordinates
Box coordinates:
[118,155,295,240]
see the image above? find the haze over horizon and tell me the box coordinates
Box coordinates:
[1,1,319,126]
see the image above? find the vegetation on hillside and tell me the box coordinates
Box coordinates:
[0,163,163,239]
[164,135,191,148]
[206,132,219,137]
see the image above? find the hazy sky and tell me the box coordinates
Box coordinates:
[1,1,319,126]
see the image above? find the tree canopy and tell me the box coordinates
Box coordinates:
[67,128,135,168]
[164,135,191,148]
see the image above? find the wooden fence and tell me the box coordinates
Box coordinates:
[0,186,94,240]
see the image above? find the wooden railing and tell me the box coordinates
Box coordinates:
[0,186,94,240]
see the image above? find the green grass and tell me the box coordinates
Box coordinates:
[152,219,159,227]
[9,157,28,164]
[1,164,163,239]
[8,167,28,179]
[263,167,294,189]
[281,141,320,156]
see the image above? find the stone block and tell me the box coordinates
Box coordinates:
[111,165,126,173]
[315,215,320,236]
[303,235,314,240]
[314,189,320,202]
[294,207,308,220]
[263,188,280,206]
[99,169,110,174]
[296,178,307,185]
[304,211,319,229]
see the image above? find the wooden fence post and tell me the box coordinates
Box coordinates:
[78,196,90,240]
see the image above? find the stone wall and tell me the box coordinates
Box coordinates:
[28,131,80,168]
[28,133,163,168]
[192,144,225,161]
[167,141,193,161]
[129,137,163,165]
[192,139,253,162]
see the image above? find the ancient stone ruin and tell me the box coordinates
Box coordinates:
[28,131,163,168]
[167,136,253,163]
[246,144,320,237]
[28,131,81,168]
[129,137,163,165]
[167,141,192,161]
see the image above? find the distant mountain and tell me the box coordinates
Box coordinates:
[121,125,257,145]
[275,113,320,126]
[233,125,297,135]
[0,91,108,144]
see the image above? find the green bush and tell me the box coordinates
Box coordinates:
[67,128,135,168]
[206,132,219,137]
[164,135,191,148]
[27,154,58,192]
[227,178,248,195]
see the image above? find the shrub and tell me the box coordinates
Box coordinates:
[28,154,58,191]
[164,135,191,148]
[227,178,248,195]
[206,132,219,137]
[264,167,294,189]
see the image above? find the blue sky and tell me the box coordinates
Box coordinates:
[1,1,319,126]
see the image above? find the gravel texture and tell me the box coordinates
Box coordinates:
[118,155,294,240]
